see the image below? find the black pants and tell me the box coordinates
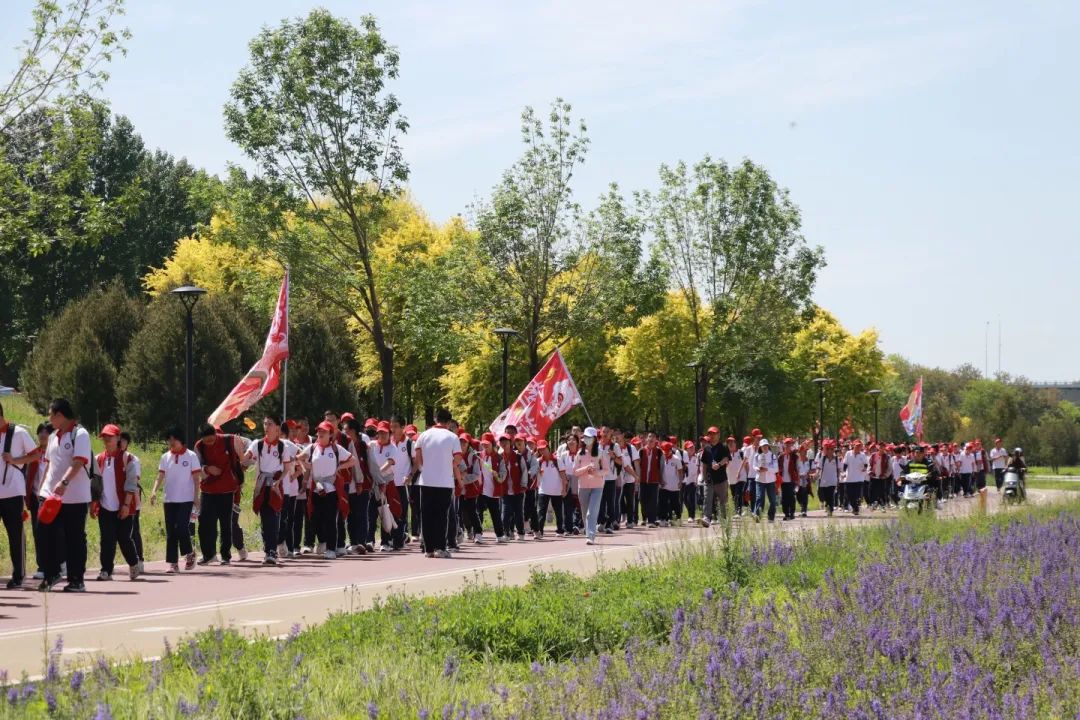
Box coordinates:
[420,486,452,552]
[599,480,618,529]
[478,495,505,537]
[347,492,370,548]
[0,496,26,583]
[502,493,525,536]
[163,501,193,564]
[337,514,347,550]
[537,494,566,534]
[524,488,541,533]
[304,496,319,548]
[681,484,697,520]
[819,486,837,513]
[731,481,746,515]
[408,484,422,538]
[231,504,246,551]
[132,509,144,561]
[446,495,460,548]
[796,485,810,514]
[198,492,234,562]
[41,502,87,583]
[994,468,1005,490]
[459,496,482,536]
[640,484,659,525]
[780,482,796,519]
[26,494,49,574]
[287,496,305,552]
[621,483,637,525]
[257,488,280,558]
[959,473,972,496]
[98,508,138,574]
[378,486,406,549]
[660,489,681,521]
[846,482,863,514]
[312,492,337,552]
[277,494,296,550]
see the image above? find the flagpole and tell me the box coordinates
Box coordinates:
[282,358,288,422]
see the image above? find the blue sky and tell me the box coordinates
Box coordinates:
[3,0,1077,381]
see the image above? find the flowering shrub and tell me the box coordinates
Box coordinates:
[517,513,1080,718]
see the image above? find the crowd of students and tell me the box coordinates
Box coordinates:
[0,398,1025,593]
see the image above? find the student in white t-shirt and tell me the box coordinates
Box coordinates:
[659,441,683,526]
[841,440,869,515]
[93,424,140,582]
[38,398,94,592]
[752,439,778,523]
[535,441,567,537]
[302,420,355,559]
[244,415,296,565]
[0,401,36,589]
[681,441,700,523]
[414,409,464,558]
[989,438,1009,491]
[151,426,202,574]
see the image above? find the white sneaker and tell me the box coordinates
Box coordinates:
[277,542,287,557]
[165,563,179,574]
[496,536,508,544]
[474,535,484,544]
[325,550,336,560]
[437,549,452,559]
[316,543,326,555]
[335,547,347,556]
[238,548,249,561]
[96,570,111,581]
[585,537,595,545]
[129,564,140,581]
[32,570,44,580]
[301,546,313,555]
[136,561,144,574]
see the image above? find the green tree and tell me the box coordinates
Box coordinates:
[645,157,823,426]
[223,9,408,417]
[1034,404,1080,473]
[20,280,143,423]
[116,295,251,441]
[273,303,359,424]
[1,0,131,255]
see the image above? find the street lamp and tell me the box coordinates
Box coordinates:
[492,328,519,410]
[686,361,702,442]
[867,389,883,443]
[171,285,207,445]
[812,378,830,453]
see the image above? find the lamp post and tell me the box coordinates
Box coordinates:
[867,389,883,443]
[493,328,518,410]
[171,285,207,445]
[812,377,830,453]
[686,361,702,442]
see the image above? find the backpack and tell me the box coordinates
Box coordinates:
[255,439,285,474]
[2,425,27,486]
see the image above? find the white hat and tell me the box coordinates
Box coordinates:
[583,426,598,438]
[758,438,770,447]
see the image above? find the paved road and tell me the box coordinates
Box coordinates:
[0,489,1068,678]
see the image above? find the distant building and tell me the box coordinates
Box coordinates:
[1032,382,1080,407]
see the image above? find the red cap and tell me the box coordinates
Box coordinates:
[499,433,511,442]
[376,421,391,433]
[340,412,355,422]
[536,440,549,450]
[783,437,794,445]
[726,436,736,442]
[631,437,642,447]
[660,441,673,452]
[285,419,298,429]
[751,428,762,436]
[683,440,694,450]
[460,433,473,443]
[707,426,719,435]
[363,417,378,428]
[667,435,677,444]
[481,432,495,443]
[743,436,753,444]
[404,424,418,436]
[99,424,121,438]
[316,421,336,433]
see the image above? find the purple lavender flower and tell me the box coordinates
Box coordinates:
[367,701,378,719]
[69,669,84,692]
[44,688,57,712]
[94,703,113,720]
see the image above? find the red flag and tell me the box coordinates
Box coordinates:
[900,377,923,440]
[208,272,290,428]
[490,349,583,438]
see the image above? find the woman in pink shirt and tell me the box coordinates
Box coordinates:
[573,427,604,545]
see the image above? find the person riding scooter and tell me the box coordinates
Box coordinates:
[1005,448,1027,501]
[905,445,942,509]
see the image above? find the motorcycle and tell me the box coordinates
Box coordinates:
[1002,469,1025,505]
[900,472,931,514]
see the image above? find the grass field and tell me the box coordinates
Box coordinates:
[0,497,1076,718]
[1028,465,1080,476]
[1027,477,1080,492]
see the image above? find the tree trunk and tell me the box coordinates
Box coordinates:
[529,340,540,377]
[378,343,394,418]
[424,404,434,427]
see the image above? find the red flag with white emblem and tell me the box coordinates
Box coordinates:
[490,349,583,438]
[208,272,290,428]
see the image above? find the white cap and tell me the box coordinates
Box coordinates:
[583,426,598,438]
[758,438,770,448]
